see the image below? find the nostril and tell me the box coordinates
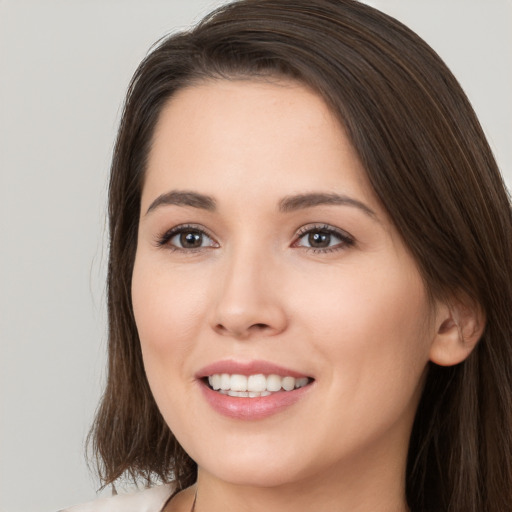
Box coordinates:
[246,323,275,335]
[252,323,269,330]
[214,322,273,339]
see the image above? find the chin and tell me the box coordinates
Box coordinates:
[192,441,313,488]
[202,459,304,488]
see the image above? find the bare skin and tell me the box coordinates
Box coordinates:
[164,485,197,512]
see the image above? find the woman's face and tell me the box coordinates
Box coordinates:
[132,79,438,488]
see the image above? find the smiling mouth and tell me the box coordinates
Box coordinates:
[204,373,313,398]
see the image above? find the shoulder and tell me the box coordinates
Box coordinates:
[59,483,174,512]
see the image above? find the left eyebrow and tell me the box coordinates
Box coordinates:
[278,192,377,219]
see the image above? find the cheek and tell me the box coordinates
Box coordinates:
[133,256,210,335]
[292,256,432,409]
[297,255,429,336]
[131,256,212,386]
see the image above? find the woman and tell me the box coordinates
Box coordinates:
[65,0,512,511]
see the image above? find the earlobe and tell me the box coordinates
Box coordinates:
[429,298,485,367]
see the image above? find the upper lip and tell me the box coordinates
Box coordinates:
[196,359,311,379]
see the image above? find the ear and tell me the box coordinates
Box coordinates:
[429,296,485,366]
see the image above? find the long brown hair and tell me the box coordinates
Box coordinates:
[89,1,512,510]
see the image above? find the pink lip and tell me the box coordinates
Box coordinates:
[196,359,314,420]
[196,359,310,379]
[199,384,312,420]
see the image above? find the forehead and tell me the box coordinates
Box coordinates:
[143,78,375,212]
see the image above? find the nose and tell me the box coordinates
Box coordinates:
[210,245,288,340]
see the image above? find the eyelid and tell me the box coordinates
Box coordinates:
[293,223,355,252]
[154,223,219,251]
[153,222,354,254]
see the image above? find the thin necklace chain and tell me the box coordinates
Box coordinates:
[190,489,197,512]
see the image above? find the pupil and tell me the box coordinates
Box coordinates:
[309,231,330,248]
[181,231,202,248]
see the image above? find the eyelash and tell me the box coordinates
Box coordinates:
[155,224,218,253]
[155,223,355,254]
[294,224,355,253]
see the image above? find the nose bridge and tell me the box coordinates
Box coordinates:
[211,235,286,338]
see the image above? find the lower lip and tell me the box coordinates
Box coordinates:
[199,381,313,420]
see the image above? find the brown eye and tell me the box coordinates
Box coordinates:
[308,231,332,248]
[295,225,354,252]
[159,226,218,251]
[179,231,203,248]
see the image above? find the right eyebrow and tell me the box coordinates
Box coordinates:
[145,190,217,215]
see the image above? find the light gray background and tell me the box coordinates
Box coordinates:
[1,1,510,511]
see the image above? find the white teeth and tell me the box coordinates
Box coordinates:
[228,390,249,397]
[207,373,310,396]
[282,376,295,391]
[247,374,267,392]
[220,373,230,390]
[295,377,309,388]
[230,374,247,391]
[266,374,282,392]
[211,374,221,390]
